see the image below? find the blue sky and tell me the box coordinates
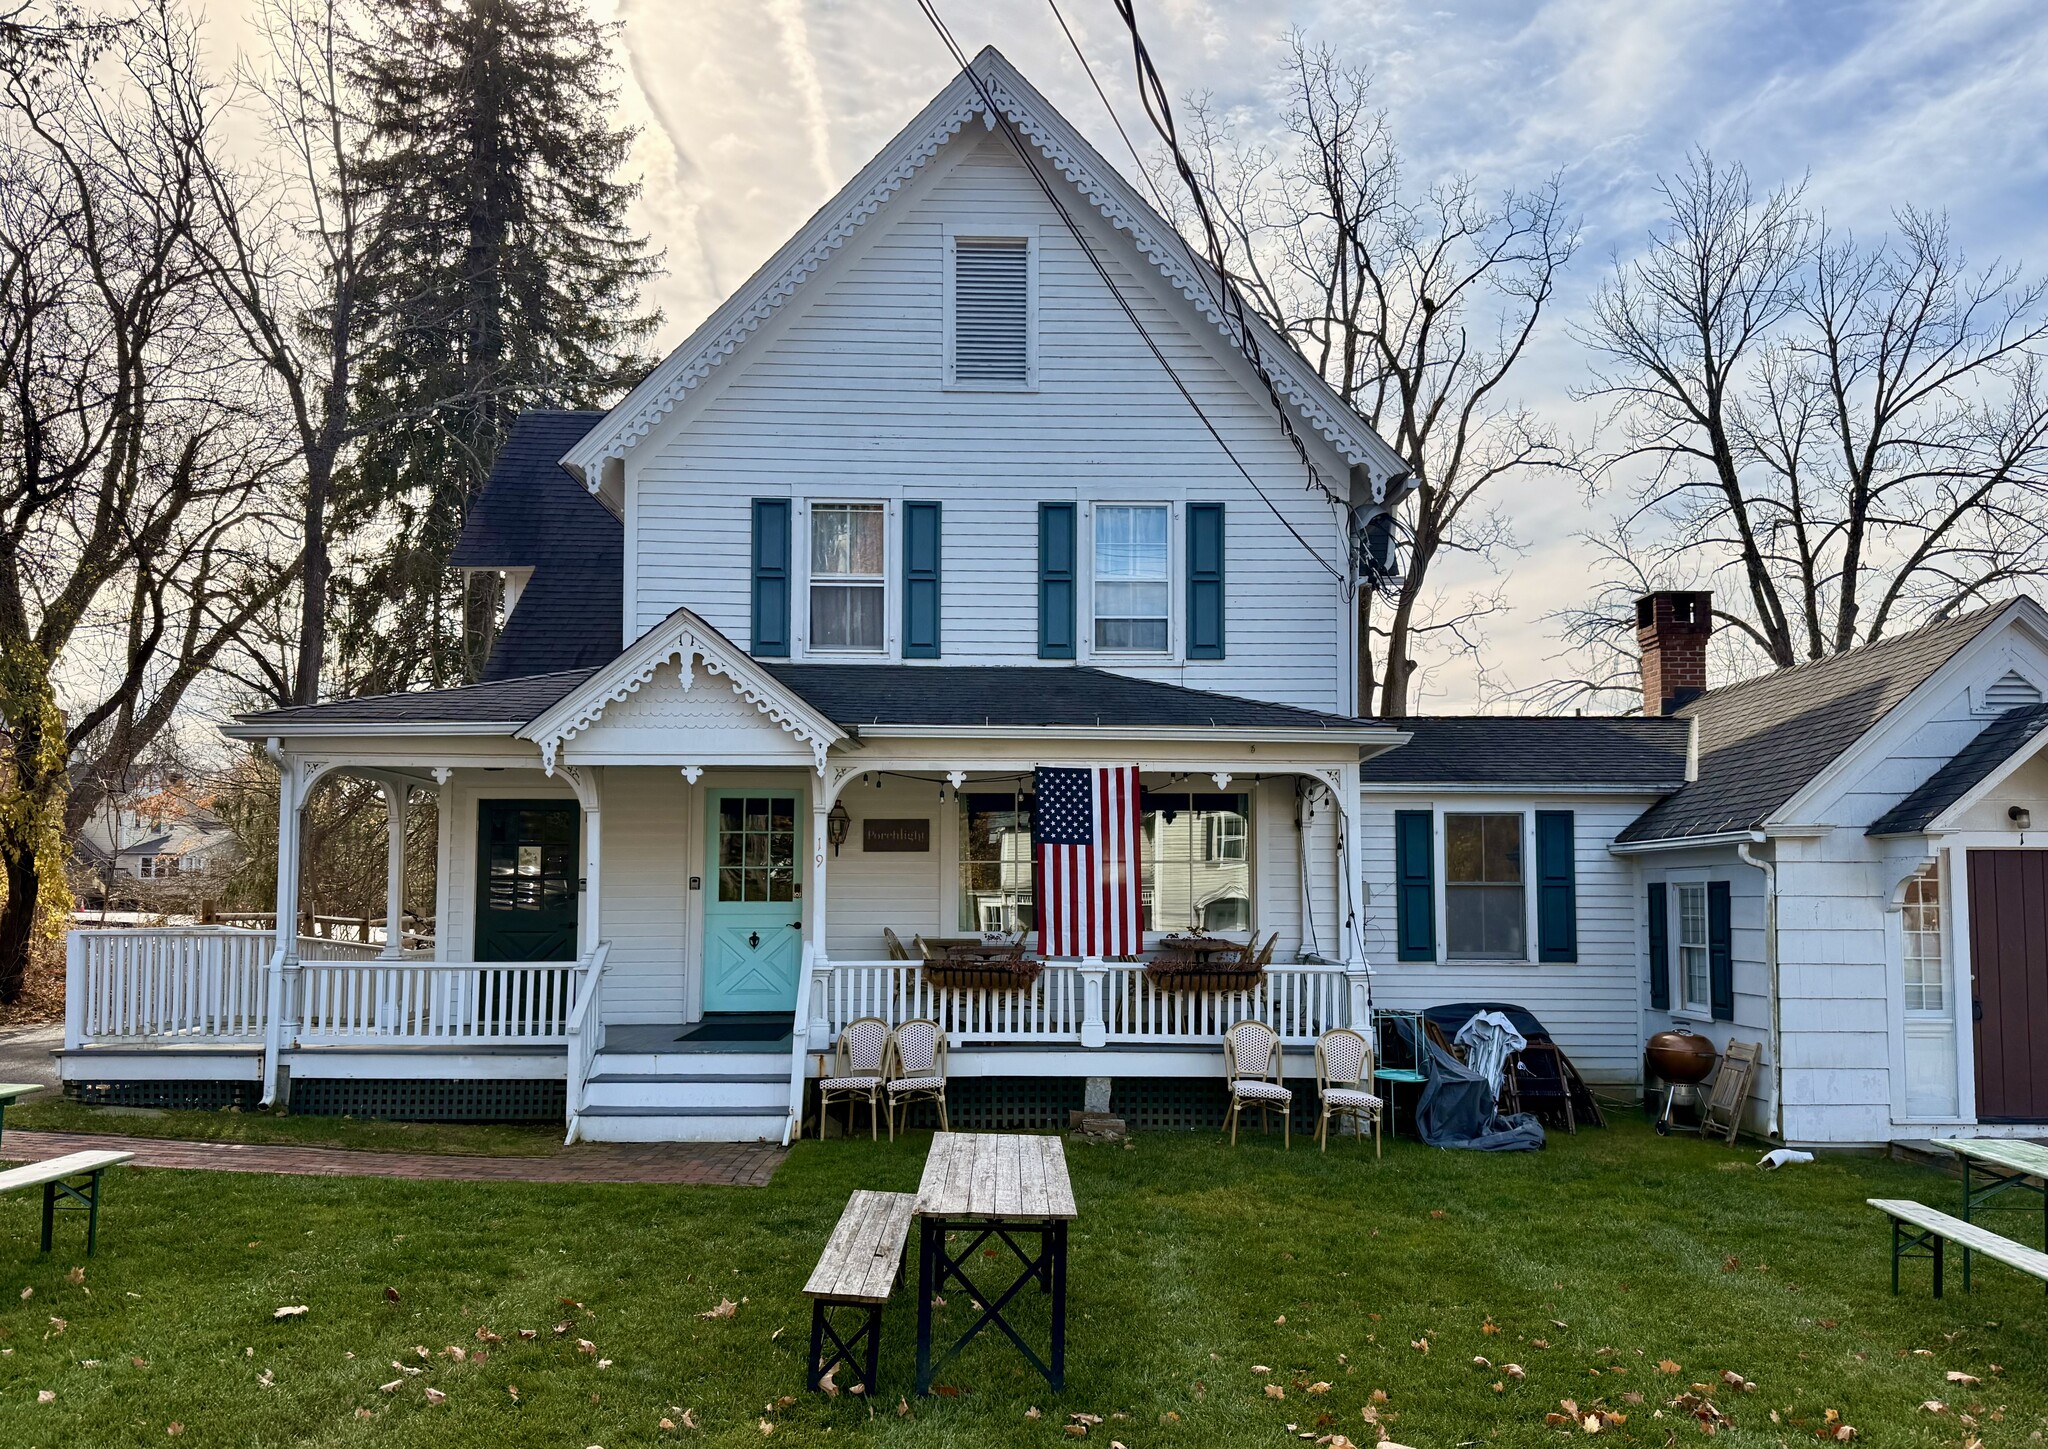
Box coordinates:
[586,0,2048,707]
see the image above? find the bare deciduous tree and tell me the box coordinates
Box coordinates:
[1175,37,1579,716]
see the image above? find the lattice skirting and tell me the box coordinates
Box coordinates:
[286,1078,566,1123]
[816,1077,1327,1133]
[65,1080,260,1112]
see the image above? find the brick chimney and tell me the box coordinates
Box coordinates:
[1636,591,1712,716]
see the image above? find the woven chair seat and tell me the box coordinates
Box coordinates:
[820,1075,881,1092]
[1323,1087,1383,1111]
[886,1076,946,1095]
[1230,1080,1293,1104]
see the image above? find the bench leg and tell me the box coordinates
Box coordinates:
[863,1305,882,1396]
[809,1299,885,1395]
[40,1181,55,1254]
[1933,1234,1945,1299]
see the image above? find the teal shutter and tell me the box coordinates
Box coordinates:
[1038,502,1076,659]
[1535,810,1577,962]
[1647,883,1670,1011]
[903,501,941,658]
[1708,880,1734,1021]
[1187,502,1225,660]
[750,499,790,657]
[1394,810,1436,962]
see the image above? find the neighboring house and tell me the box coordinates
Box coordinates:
[72,774,241,908]
[58,47,2048,1149]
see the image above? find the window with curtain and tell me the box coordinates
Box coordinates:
[1093,504,1169,652]
[1902,863,1944,1013]
[809,503,885,651]
[1676,881,1710,1014]
[1445,813,1525,958]
[959,792,1035,934]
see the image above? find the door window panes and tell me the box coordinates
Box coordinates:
[718,796,797,903]
[1903,863,1944,1013]
[1445,813,1525,958]
[810,504,885,651]
[1093,504,1170,652]
[1677,882,1711,1013]
[959,792,1035,933]
[486,806,575,913]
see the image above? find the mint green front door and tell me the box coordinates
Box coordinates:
[702,791,804,1012]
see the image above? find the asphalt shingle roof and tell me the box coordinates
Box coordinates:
[449,410,621,682]
[760,664,1377,731]
[1866,702,2048,836]
[1358,716,1692,788]
[1616,607,2003,844]
[238,670,596,729]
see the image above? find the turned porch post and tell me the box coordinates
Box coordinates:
[379,780,408,958]
[1334,759,1371,1022]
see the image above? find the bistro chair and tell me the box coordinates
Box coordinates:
[1252,931,1279,969]
[882,927,912,961]
[1314,1027,1383,1156]
[815,1016,889,1141]
[884,1019,950,1135]
[1222,1018,1293,1148]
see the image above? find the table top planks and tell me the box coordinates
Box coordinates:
[804,1190,917,1305]
[915,1132,1076,1221]
[1869,1197,2048,1278]
[0,1149,135,1194]
[1936,1138,2048,1178]
[0,1083,42,1106]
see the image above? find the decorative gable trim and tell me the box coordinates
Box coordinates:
[562,49,1410,496]
[518,607,844,774]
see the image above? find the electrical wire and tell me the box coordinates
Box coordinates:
[911,0,1350,587]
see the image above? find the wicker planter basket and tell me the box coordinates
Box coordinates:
[1143,964,1266,994]
[922,959,1045,992]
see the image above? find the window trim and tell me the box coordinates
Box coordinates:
[1439,809,1532,963]
[799,498,892,657]
[1085,499,1177,660]
[942,225,1038,392]
[1672,879,1713,1017]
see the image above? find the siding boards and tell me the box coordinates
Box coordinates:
[629,134,1349,710]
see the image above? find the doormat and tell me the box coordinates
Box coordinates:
[676,1016,791,1044]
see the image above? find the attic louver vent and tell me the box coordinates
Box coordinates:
[1986,669,2044,711]
[952,238,1030,384]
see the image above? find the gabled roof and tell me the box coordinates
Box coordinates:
[1616,607,2007,844]
[1867,702,2048,837]
[1358,716,1692,790]
[228,670,596,734]
[561,47,1410,498]
[761,664,1383,735]
[451,410,621,681]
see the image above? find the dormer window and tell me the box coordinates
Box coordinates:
[809,503,886,651]
[947,234,1034,387]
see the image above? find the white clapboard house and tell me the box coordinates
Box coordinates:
[61,50,2048,1148]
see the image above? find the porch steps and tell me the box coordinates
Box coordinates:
[574,1047,791,1143]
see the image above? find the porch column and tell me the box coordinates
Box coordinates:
[807,796,831,965]
[262,744,304,1107]
[1336,761,1368,973]
[379,780,408,959]
[577,769,603,950]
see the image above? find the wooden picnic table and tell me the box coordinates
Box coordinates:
[1935,1138,2048,1289]
[912,1131,1076,1394]
[0,1083,41,1152]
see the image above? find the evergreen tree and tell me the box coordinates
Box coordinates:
[344,0,660,688]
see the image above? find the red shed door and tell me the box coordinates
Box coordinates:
[1969,849,2048,1121]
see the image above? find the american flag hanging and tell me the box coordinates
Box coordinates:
[1034,765,1144,957]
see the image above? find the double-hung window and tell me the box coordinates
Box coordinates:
[1093,504,1170,652]
[1444,813,1525,959]
[809,503,885,652]
[1902,863,1944,1013]
[1676,882,1711,1015]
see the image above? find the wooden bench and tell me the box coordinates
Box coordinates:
[803,1190,916,1395]
[1869,1197,2048,1298]
[0,1150,133,1256]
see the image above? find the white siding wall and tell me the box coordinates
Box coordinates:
[628,131,1354,714]
[596,769,690,1025]
[826,774,947,959]
[1360,796,1658,1084]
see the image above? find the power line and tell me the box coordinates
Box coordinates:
[911,0,1348,586]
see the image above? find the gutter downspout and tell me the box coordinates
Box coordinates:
[1736,834,1783,1141]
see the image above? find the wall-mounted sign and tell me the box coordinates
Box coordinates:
[863,818,930,853]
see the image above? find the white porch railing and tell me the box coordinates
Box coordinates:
[806,959,1361,1050]
[564,942,612,1143]
[298,959,585,1045]
[67,927,272,1044]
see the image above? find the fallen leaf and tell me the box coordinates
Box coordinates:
[1481,1320,1501,1335]
[896,1398,909,1417]
[1252,1364,1272,1375]
[66,1268,84,1286]
[424,1387,446,1405]
[37,1390,55,1404]
[660,1418,676,1430]
[167,1423,184,1435]
[1306,1381,1331,1394]
[578,1339,598,1355]
[47,1317,66,1336]
[1502,1365,1525,1381]
[1656,1359,1681,1374]
[1265,1383,1285,1399]
[383,1287,400,1303]
[272,1305,309,1320]
[699,1299,739,1320]
[379,1380,403,1394]
[1429,1209,1446,1219]
[1473,1355,1492,1368]
[475,1327,501,1344]
[1532,1338,1550,1349]
[759,1418,774,1435]
[519,1328,538,1340]
[1918,1400,1948,1413]
[1947,1371,1981,1385]
[684,1407,700,1427]
[1410,1338,1430,1354]
[258,1368,274,1388]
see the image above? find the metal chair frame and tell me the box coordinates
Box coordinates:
[884,1019,950,1136]
[1314,1027,1383,1156]
[815,1016,890,1141]
[1221,1018,1291,1148]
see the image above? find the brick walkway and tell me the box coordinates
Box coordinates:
[0,1130,783,1187]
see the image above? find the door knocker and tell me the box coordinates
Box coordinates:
[748,931,761,950]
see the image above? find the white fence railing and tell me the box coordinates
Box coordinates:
[298,959,584,1045]
[808,960,1361,1050]
[67,928,273,1045]
[564,943,612,1142]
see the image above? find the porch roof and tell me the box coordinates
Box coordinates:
[1866,701,2048,836]
[228,661,1383,742]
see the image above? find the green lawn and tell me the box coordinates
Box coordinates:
[0,1119,2038,1446]
[6,1099,565,1157]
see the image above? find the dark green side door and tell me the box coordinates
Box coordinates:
[475,800,579,962]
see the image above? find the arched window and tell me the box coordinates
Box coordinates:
[1902,863,1944,1013]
